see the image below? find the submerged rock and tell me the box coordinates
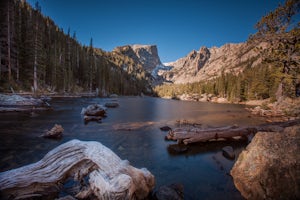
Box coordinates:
[84,115,102,124]
[154,183,184,200]
[222,146,235,160]
[231,125,300,200]
[160,126,172,131]
[167,144,188,154]
[105,102,119,108]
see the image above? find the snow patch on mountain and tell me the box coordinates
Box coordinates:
[151,64,172,78]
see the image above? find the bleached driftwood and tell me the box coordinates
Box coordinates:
[166,119,300,145]
[0,139,155,200]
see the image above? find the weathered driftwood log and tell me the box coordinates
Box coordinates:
[0,139,155,200]
[166,119,300,145]
[42,124,64,139]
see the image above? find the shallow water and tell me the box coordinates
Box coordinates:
[0,97,265,199]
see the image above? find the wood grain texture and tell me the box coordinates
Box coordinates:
[0,139,155,200]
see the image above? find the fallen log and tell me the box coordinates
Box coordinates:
[166,119,300,145]
[0,139,155,200]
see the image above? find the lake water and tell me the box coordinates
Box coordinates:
[0,97,265,199]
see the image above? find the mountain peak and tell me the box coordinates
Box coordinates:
[162,42,261,84]
[114,44,163,73]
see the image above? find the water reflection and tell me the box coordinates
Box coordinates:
[0,97,265,199]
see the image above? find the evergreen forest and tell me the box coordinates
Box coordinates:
[0,0,151,95]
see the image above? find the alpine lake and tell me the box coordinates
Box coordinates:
[0,96,266,199]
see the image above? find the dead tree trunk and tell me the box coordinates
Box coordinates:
[7,1,11,84]
[0,139,155,200]
[166,119,300,145]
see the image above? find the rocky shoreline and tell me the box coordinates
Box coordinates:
[162,93,300,122]
[0,94,52,113]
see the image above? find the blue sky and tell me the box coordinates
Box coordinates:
[27,0,284,63]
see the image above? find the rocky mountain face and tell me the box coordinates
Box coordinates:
[113,44,163,73]
[112,44,171,86]
[109,41,267,88]
[162,42,266,84]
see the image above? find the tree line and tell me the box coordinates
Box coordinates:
[0,0,151,95]
[154,64,284,102]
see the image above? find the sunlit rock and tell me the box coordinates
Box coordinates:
[231,126,300,199]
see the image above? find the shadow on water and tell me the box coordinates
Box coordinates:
[0,97,265,199]
[167,140,248,157]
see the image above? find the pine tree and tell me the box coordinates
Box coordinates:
[251,0,300,99]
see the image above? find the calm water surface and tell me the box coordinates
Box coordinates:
[0,97,265,199]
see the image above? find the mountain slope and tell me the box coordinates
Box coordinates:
[162,42,266,84]
[113,44,162,73]
[113,44,171,85]
[0,0,152,95]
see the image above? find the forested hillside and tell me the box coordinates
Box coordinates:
[0,0,151,95]
[155,0,300,101]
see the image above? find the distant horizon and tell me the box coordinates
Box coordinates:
[26,0,285,63]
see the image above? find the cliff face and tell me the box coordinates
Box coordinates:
[113,44,163,73]
[110,41,268,87]
[163,42,265,84]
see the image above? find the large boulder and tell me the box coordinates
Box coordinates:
[81,104,106,116]
[231,126,300,200]
[42,124,64,139]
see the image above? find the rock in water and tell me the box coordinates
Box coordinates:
[154,183,184,200]
[167,144,188,154]
[105,102,119,108]
[82,104,106,116]
[42,124,64,139]
[222,146,235,160]
[0,139,155,200]
[109,94,118,98]
[231,126,300,200]
[160,126,172,131]
[84,115,102,124]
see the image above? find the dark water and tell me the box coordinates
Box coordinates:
[0,97,265,199]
